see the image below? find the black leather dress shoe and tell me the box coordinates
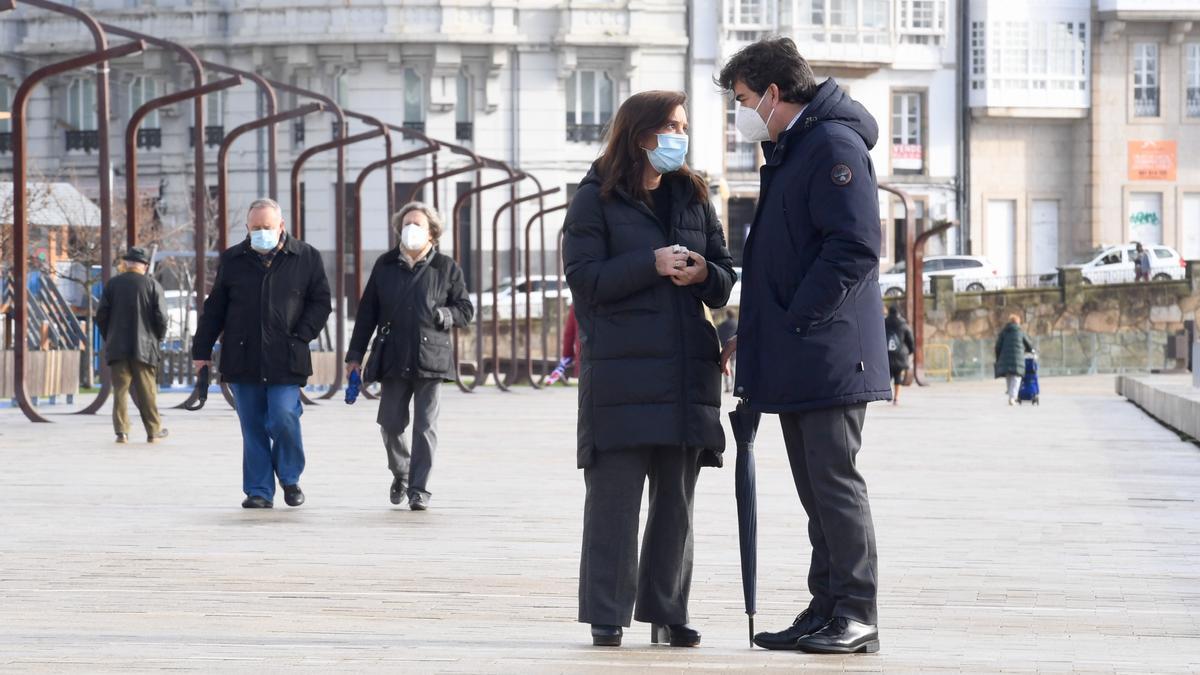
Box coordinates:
[752,609,829,650]
[590,624,622,647]
[796,617,879,654]
[282,484,305,507]
[651,623,701,647]
[390,477,407,505]
[409,493,429,511]
[241,495,273,509]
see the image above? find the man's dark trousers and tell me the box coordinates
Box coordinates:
[229,383,305,501]
[779,403,878,625]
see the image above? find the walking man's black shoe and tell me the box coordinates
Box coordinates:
[241,495,273,509]
[651,623,701,647]
[590,625,622,647]
[795,617,879,654]
[282,484,305,507]
[390,476,407,505]
[752,609,828,650]
[409,493,429,511]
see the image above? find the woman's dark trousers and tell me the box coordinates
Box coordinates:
[578,446,700,627]
[378,377,441,499]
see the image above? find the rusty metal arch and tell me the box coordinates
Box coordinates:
[488,184,559,391]
[6,23,144,422]
[522,202,570,388]
[125,77,242,248]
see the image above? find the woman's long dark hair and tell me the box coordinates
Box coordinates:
[595,90,707,206]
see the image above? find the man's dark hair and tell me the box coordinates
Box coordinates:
[716,37,819,104]
[887,304,900,319]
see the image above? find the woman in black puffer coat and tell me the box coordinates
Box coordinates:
[564,90,736,649]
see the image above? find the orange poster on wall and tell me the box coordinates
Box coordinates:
[1128,141,1177,181]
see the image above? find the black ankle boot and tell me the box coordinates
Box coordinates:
[651,623,701,647]
[590,624,622,647]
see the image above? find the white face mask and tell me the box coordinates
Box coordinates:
[735,91,776,143]
[401,223,430,251]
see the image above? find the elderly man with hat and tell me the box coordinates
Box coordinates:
[96,246,170,443]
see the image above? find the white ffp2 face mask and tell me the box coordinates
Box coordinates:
[735,91,776,143]
[401,223,430,251]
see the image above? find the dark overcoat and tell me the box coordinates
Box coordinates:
[563,168,737,468]
[733,78,892,413]
[192,234,332,386]
[346,249,473,381]
[96,271,169,367]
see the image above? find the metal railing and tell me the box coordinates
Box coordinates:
[135,127,161,149]
[456,121,473,141]
[567,123,604,143]
[65,129,100,152]
[188,124,224,147]
[0,132,11,154]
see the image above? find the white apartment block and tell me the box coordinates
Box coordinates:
[696,0,962,269]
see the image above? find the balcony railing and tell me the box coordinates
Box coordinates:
[65,130,100,153]
[293,120,305,146]
[402,120,426,133]
[1187,88,1200,118]
[726,141,758,172]
[456,121,474,142]
[136,128,162,150]
[0,132,11,154]
[188,125,225,148]
[1134,94,1160,118]
[567,123,605,143]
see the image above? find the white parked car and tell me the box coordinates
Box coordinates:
[478,275,572,319]
[162,289,200,347]
[877,255,1001,297]
[1037,243,1186,286]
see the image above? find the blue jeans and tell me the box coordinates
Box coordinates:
[229,383,306,501]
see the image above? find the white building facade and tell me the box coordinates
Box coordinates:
[694,0,962,269]
[0,0,694,294]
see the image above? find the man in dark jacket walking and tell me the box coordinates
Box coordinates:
[95,247,169,443]
[718,37,890,655]
[192,198,332,509]
[884,305,915,405]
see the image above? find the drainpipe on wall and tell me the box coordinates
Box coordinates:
[957,0,971,255]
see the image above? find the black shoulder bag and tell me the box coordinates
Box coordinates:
[362,257,434,384]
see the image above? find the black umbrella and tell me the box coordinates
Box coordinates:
[182,365,210,411]
[728,400,761,647]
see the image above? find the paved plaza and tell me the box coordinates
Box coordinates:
[1,375,1199,673]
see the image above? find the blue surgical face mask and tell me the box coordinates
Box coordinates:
[645,133,689,174]
[249,227,280,251]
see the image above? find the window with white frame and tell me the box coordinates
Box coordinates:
[565,69,614,143]
[891,91,924,174]
[67,78,97,131]
[1186,43,1200,119]
[727,0,775,28]
[129,75,161,128]
[190,83,224,127]
[1133,43,1160,118]
[796,0,889,45]
[456,68,473,141]
[971,20,1088,97]
[726,97,758,172]
[898,0,946,45]
[403,67,425,130]
[0,80,11,133]
[970,21,986,90]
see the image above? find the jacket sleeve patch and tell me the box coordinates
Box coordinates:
[830,163,853,186]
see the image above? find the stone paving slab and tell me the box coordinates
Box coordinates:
[1,375,1198,673]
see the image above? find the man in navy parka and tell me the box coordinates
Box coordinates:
[718,37,890,655]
